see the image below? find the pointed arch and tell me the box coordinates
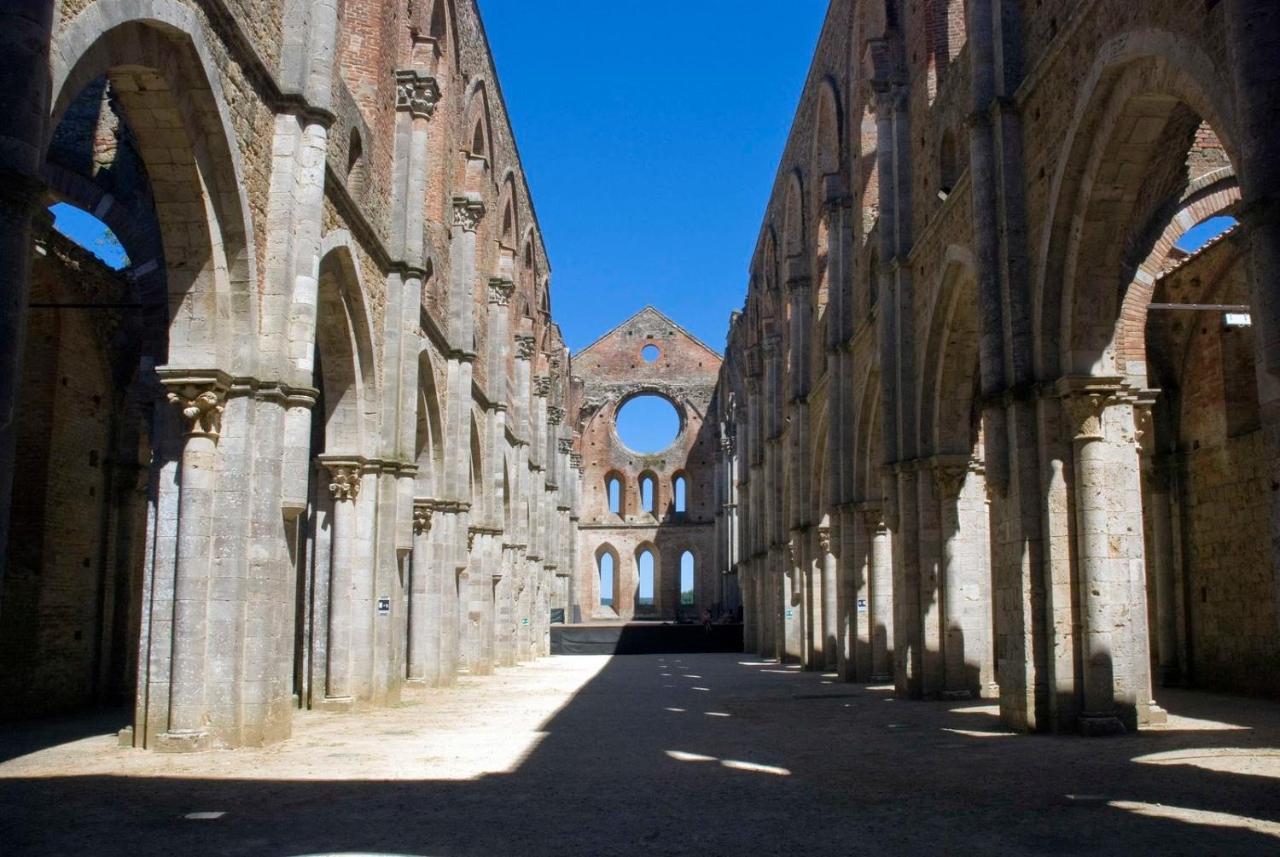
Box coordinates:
[51,1,258,371]
[1034,29,1240,380]
[315,235,378,456]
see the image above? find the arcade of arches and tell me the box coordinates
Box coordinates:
[0,0,1278,765]
[713,0,1280,734]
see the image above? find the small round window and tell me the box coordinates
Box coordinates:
[641,344,660,363]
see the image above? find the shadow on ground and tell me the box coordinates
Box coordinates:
[2,655,1278,856]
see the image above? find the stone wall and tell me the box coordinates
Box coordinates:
[713,0,1280,733]
[572,308,724,621]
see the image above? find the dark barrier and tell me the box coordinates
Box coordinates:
[551,623,744,656]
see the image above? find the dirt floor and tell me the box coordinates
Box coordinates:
[2,654,1279,856]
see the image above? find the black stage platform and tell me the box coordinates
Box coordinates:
[550,622,744,655]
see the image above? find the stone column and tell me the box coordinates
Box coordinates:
[862,503,894,682]
[407,502,436,683]
[1061,384,1161,733]
[837,504,868,682]
[818,525,838,670]
[934,460,973,699]
[319,458,363,707]
[1135,405,1181,687]
[158,378,227,749]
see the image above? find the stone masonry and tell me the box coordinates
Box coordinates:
[569,308,730,623]
[0,0,579,747]
[711,0,1280,733]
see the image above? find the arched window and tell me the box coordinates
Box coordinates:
[1175,215,1237,254]
[637,549,656,611]
[346,129,367,197]
[940,129,959,195]
[48,203,129,270]
[471,120,486,159]
[673,474,687,514]
[606,474,622,515]
[639,473,657,515]
[598,551,616,610]
[680,552,695,608]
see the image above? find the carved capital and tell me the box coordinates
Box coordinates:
[324,464,362,503]
[166,383,227,439]
[932,463,969,501]
[547,406,566,426]
[1056,377,1123,444]
[557,437,574,455]
[817,526,832,555]
[413,502,433,535]
[858,503,886,534]
[569,452,584,471]
[488,278,515,306]
[514,334,537,360]
[1062,392,1109,443]
[533,375,552,397]
[394,70,441,119]
[452,196,486,233]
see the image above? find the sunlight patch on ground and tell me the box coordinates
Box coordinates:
[1132,748,1280,779]
[666,750,716,763]
[0,657,612,782]
[665,707,686,713]
[1109,800,1280,839]
[666,750,790,776]
[941,727,1016,739]
[705,712,731,718]
[1147,714,1252,732]
[720,759,790,776]
[948,704,1000,716]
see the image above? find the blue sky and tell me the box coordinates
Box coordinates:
[478,0,830,354]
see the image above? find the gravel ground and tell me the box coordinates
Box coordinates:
[2,654,1278,856]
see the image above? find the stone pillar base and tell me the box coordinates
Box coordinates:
[117,727,134,748]
[1078,714,1127,736]
[154,730,211,753]
[981,682,1001,700]
[1140,702,1169,727]
[317,696,355,713]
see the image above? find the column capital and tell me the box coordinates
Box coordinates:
[817,526,833,555]
[394,69,441,119]
[319,457,365,502]
[452,195,486,232]
[1057,377,1125,442]
[557,437,574,454]
[855,501,887,533]
[161,371,231,440]
[547,405,566,426]
[928,454,972,501]
[514,334,537,360]
[488,277,515,306]
[413,501,433,535]
[569,452,584,471]
[533,375,552,397]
